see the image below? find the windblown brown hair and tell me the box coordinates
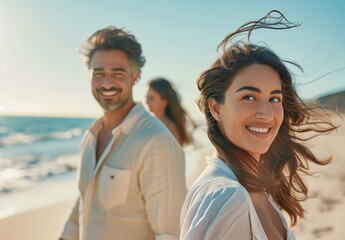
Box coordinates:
[196,10,339,226]
[149,78,195,145]
[79,26,145,73]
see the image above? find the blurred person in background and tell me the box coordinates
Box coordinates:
[146,77,197,146]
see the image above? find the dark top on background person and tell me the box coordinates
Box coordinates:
[180,10,339,240]
[60,26,186,240]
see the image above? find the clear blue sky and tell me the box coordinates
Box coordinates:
[1,0,345,118]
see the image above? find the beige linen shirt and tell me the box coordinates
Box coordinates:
[60,103,187,240]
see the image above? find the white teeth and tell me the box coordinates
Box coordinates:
[248,126,269,133]
[102,91,118,96]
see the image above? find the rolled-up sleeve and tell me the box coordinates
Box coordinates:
[140,134,187,239]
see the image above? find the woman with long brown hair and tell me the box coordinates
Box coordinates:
[147,77,196,145]
[180,10,339,239]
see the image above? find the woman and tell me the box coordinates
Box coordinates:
[180,10,339,240]
[147,77,195,145]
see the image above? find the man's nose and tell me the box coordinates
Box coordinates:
[101,75,114,88]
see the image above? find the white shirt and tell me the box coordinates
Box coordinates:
[180,156,296,240]
[61,103,187,240]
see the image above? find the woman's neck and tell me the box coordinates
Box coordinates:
[155,112,168,122]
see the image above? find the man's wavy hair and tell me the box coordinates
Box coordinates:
[79,26,145,74]
[196,10,339,226]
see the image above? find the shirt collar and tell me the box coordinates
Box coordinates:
[113,102,145,135]
[206,155,239,181]
[88,102,147,136]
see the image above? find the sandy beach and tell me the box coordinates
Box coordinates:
[291,115,345,239]
[0,117,344,239]
[0,171,78,240]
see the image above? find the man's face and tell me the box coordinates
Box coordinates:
[90,50,138,112]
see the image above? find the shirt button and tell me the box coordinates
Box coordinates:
[110,175,114,179]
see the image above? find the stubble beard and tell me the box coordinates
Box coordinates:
[102,98,129,112]
[94,92,130,113]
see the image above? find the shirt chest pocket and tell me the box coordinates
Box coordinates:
[97,165,131,209]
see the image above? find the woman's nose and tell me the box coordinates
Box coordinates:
[256,102,273,120]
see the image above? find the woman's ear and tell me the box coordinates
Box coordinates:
[208,98,221,122]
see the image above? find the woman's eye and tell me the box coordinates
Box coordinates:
[270,97,282,103]
[243,95,255,101]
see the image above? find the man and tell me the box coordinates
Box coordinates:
[60,27,186,240]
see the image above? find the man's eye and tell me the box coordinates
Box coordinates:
[93,73,103,78]
[112,73,124,78]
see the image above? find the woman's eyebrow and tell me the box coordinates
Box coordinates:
[236,86,260,93]
[271,89,283,94]
[236,86,282,94]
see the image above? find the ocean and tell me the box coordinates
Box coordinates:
[0,115,211,197]
[0,116,95,195]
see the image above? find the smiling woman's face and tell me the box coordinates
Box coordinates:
[209,64,284,160]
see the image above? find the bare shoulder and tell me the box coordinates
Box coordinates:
[164,119,182,144]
